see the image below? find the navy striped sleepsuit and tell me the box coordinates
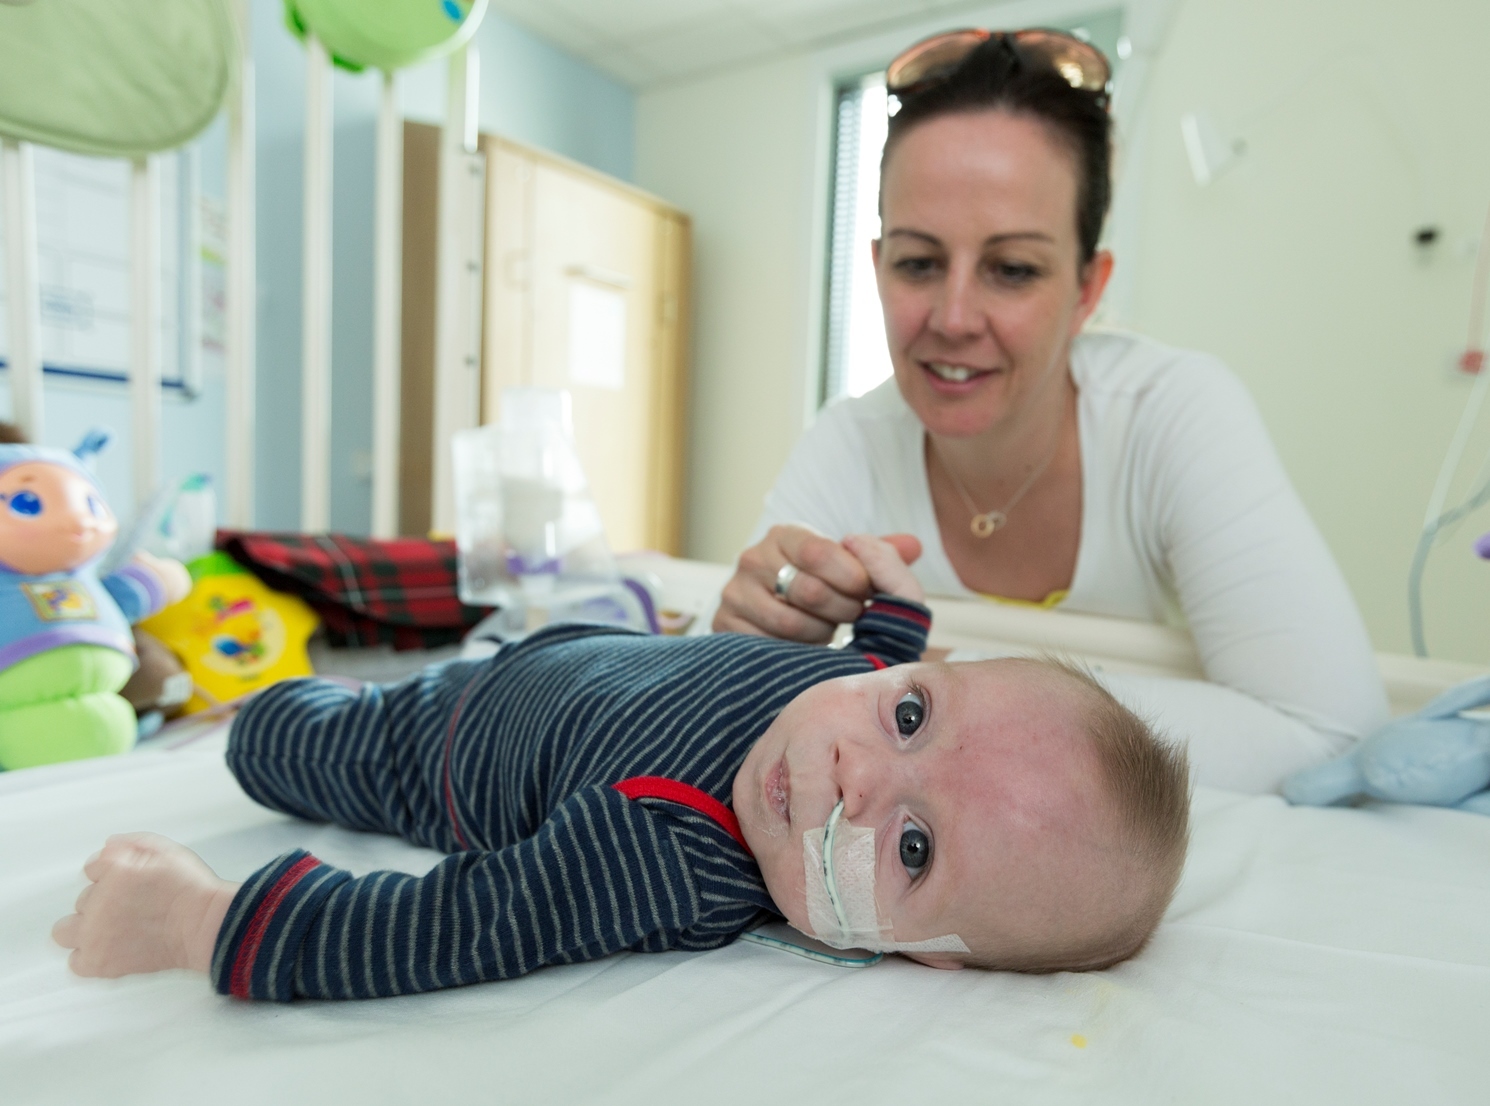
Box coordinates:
[212,595,931,1001]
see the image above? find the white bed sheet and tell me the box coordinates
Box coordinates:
[2,721,1487,1106]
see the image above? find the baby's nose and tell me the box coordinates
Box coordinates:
[833,741,889,820]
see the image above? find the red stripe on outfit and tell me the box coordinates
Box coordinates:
[441,679,480,850]
[613,776,751,854]
[229,855,322,999]
[865,598,931,629]
[863,654,887,670]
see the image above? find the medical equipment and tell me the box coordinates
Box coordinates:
[802,800,970,955]
[453,388,657,638]
[1407,197,1490,656]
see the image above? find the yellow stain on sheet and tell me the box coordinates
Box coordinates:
[1070,1034,1088,1049]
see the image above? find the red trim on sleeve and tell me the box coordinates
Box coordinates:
[863,654,888,670]
[864,597,931,629]
[229,855,322,999]
[613,776,752,854]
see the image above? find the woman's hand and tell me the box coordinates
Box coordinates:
[712,524,922,642]
[52,833,239,978]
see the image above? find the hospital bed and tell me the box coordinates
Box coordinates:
[2,556,1486,1106]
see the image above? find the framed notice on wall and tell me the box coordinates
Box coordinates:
[0,144,204,394]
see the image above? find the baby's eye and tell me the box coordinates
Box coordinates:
[899,821,931,876]
[8,491,42,518]
[894,689,925,736]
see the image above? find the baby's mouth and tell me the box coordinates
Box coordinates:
[765,757,791,824]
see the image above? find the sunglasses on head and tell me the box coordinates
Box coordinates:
[885,28,1111,101]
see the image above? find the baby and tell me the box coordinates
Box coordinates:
[53,536,1189,999]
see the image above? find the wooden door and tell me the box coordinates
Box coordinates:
[479,135,688,555]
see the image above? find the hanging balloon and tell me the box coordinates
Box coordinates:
[0,0,235,157]
[283,0,488,73]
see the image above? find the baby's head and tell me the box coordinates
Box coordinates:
[733,655,1189,972]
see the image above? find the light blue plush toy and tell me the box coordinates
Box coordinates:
[1282,676,1490,815]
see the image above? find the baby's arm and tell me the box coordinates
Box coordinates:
[52,833,239,978]
[839,534,932,667]
[53,788,717,1002]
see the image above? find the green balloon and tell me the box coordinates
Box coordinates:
[284,0,488,74]
[0,0,235,157]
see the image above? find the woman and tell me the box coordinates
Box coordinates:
[712,29,1387,792]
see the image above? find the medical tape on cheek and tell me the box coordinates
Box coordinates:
[801,801,971,955]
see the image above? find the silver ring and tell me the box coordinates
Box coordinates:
[774,563,799,602]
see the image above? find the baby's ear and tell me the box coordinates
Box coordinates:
[902,951,966,971]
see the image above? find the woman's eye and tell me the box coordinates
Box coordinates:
[894,256,939,279]
[991,261,1039,285]
[894,689,925,736]
[899,822,932,875]
[8,491,42,518]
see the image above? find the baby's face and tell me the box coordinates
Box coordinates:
[733,659,1118,967]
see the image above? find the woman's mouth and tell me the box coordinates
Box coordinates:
[764,757,790,824]
[922,361,997,388]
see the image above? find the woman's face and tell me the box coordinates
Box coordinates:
[874,109,1112,440]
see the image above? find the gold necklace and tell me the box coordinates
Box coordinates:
[935,432,1062,539]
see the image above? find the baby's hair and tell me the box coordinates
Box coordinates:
[968,656,1190,974]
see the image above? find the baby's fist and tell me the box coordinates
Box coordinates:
[52,832,235,979]
[841,534,924,604]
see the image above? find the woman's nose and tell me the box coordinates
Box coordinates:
[928,268,982,341]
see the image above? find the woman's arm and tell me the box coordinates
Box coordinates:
[1113,358,1388,789]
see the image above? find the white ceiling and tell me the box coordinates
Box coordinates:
[485,0,1006,89]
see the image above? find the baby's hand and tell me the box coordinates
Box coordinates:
[52,833,239,979]
[841,533,925,604]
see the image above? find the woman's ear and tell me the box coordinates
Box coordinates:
[1072,249,1115,331]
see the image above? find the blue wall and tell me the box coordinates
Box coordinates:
[3,2,633,535]
[252,0,636,532]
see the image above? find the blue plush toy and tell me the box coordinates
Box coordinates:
[1283,676,1490,815]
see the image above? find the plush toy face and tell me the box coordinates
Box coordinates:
[0,461,117,574]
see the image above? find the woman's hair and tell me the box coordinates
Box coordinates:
[881,35,1113,264]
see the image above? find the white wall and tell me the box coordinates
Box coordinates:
[637,52,825,565]
[638,0,1490,664]
[1124,0,1490,662]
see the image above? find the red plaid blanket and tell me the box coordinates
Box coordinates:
[216,531,492,650]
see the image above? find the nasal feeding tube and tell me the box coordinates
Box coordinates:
[802,800,970,954]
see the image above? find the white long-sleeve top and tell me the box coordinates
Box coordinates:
[746,330,1388,793]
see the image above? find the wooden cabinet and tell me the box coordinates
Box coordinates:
[400,123,690,555]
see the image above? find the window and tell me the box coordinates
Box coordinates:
[821,72,891,405]
[818,11,1127,407]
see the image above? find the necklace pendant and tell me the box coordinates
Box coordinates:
[970,511,1006,538]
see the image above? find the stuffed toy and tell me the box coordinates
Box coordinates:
[1282,676,1490,815]
[0,444,190,770]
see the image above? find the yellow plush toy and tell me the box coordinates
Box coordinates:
[139,552,317,714]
